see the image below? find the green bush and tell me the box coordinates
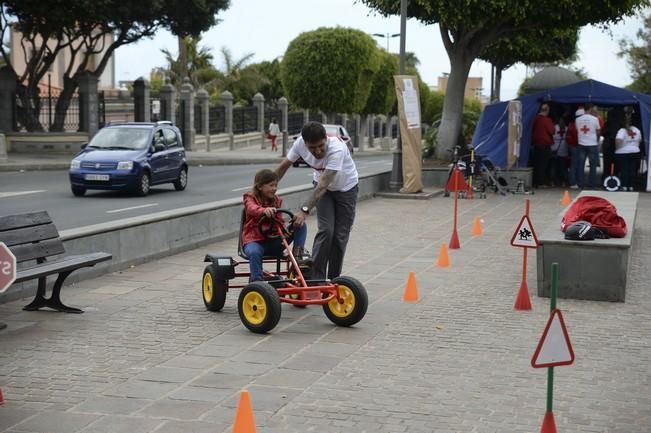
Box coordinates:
[422,98,483,160]
[281,27,380,113]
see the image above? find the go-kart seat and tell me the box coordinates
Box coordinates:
[237,209,286,263]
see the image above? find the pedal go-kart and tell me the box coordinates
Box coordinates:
[201,209,368,334]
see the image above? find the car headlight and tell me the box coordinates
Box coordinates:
[117,161,133,170]
[70,159,81,169]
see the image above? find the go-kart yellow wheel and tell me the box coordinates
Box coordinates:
[202,265,227,312]
[238,281,281,333]
[323,276,368,327]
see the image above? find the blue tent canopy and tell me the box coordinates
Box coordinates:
[471,79,651,169]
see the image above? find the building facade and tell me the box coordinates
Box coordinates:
[9,24,115,94]
[432,75,488,104]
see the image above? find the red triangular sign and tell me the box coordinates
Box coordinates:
[446,168,469,192]
[510,215,538,248]
[532,309,575,368]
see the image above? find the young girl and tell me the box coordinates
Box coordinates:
[242,169,311,282]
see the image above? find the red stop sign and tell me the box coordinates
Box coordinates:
[0,242,17,294]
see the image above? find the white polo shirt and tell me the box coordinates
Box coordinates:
[287,136,358,192]
[615,126,641,154]
[575,114,601,146]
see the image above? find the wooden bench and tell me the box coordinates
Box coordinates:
[536,190,638,302]
[0,211,112,313]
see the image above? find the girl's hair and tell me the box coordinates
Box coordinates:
[251,169,278,203]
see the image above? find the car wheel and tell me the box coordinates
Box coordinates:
[71,186,86,197]
[174,167,188,191]
[238,281,281,334]
[202,265,228,312]
[134,171,150,196]
[323,276,368,327]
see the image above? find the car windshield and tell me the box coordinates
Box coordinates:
[87,127,151,150]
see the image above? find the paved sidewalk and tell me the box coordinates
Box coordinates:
[1,190,650,433]
[0,146,391,172]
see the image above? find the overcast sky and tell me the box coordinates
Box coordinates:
[115,1,649,101]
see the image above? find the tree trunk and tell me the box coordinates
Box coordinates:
[15,84,44,132]
[434,50,473,160]
[51,75,78,132]
[178,35,188,84]
[494,67,503,102]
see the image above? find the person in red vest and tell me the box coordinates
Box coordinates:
[566,109,580,188]
[531,103,556,188]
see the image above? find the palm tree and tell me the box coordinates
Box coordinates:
[161,35,219,90]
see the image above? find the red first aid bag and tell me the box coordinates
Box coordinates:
[560,196,627,238]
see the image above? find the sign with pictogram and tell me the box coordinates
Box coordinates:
[0,242,17,294]
[511,215,538,248]
[531,308,575,368]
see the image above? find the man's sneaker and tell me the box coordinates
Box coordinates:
[292,246,313,266]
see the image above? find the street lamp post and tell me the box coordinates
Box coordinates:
[372,32,400,52]
[388,0,408,192]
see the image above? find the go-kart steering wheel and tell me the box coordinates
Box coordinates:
[258,209,295,240]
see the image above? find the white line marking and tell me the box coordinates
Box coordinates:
[0,190,46,198]
[232,185,251,192]
[107,203,159,214]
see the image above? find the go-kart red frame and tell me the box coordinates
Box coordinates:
[201,209,368,333]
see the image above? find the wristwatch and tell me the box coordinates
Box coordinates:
[300,205,309,214]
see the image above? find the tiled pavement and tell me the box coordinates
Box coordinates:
[1,190,650,433]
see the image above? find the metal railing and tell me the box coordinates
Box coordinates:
[264,108,282,131]
[288,112,304,135]
[209,105,226,134]
[14,94,80,132]
[232,106,258,134]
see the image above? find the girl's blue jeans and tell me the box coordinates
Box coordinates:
[243,223,307,282]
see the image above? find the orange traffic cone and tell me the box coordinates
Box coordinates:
[560,190,571,206]
[0,387,4,405]
[403,271,419,302]
[471,217,483,236]
[514,279,532,311]
[232,390,256,433]
[437,242,450,268]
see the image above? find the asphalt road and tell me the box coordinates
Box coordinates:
[0,155,392,230]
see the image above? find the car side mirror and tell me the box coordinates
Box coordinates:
[81,142,88,149]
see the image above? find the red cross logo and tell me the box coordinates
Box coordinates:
[580,125,590,134]
[628,129,636,139]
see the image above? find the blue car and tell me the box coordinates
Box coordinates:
[69,121,188,196]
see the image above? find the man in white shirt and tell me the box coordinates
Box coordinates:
[615,108,642,191]
[275,122,359,280]
[575,104,601,188]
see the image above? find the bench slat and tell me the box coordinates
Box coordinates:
[10,238,66,263]
[15,252,113,283]
[0,223,60,247]
[0,211,51,232]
